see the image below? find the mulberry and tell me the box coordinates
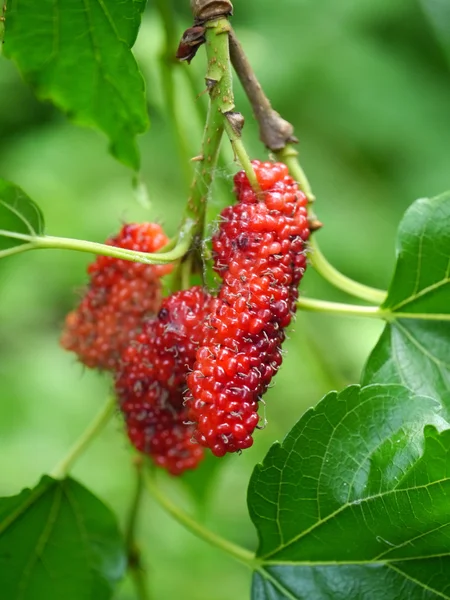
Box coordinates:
[61,223,172,370]
[187,161,310,456]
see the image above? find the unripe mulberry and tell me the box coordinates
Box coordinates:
[186,161,310,456]
[61,223,172,370]
[117,287,213,474]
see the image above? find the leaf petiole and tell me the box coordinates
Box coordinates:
[0,219,195,265]
[297,296,450,321]
[50,397,117,480]
[126,457,151,600]
[144,466,257,568]
[0,242,35,259]
[307,236,388,305]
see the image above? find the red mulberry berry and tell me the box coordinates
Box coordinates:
[116,286,213,474]
[124,402,203,475]
[186,161,310,456]
[61,223,172,370]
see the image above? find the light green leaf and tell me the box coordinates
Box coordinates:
[0,179,44,256]
[3,0,149,170]
[0,476,126,599]
[364,193,450,408]
[249,384,450,599]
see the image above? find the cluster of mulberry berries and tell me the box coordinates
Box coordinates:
[186,161,310,456]
[62,161,310,472]
[61,224,211,474]
[61,223,172,370]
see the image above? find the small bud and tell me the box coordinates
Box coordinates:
[176,26,206,63]
[225,111,245,136]
[190,0,233,23]
[308,218,323,232]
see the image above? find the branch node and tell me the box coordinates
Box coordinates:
[191,0,233,24]
[205,77,218,91]
[224,111,245,136]
[176,26,206,64]
[308,218,323,232]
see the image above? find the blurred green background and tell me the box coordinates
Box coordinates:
[1,0,450,598]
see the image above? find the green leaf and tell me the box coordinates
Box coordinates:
[0,476,126,599]
[363,193,450,407]
[3,0,149,170]
[0,179,44,255]
[249,384,450,599]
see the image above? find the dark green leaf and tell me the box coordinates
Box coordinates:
[249,384,450,599]
[3,0,149,170]
[0,179,44,252]
[0,476,126,599]
[363,193,450,408]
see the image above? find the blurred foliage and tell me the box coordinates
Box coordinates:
[0,0,449,598]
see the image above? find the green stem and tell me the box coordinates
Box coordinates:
[297,296,450,321]
[275,145,315,202]
[0,242,35,259]
[223,118,260,192]
[144,468,256,568]
[202,20,259,192]
[129,568,151,600]
[182,18,239,242]
[298,297,385,319]
[186,97,224,236]
[307,237,387,305]
[126,458,151,600]
[50,397,116,479]
[277,147,388,305]
[0,220,195,266]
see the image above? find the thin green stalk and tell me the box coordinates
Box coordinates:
[126,458,151,600]
[307,236,387,305]
[297,296,450,321]
[179,48,232,204]
[186,97,224,235]
[202,20,260,192]
[275,145,315,202]
[144,468,256,568]
[223,118,260,192]
[50,397,116,479]
[278,148,388,304]
[182,18,240,239]
[0,242,35,259]
[0,219,195,266]
[298,297,385,319]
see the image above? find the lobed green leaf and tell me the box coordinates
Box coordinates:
[249,384,450,599]
[364,192,450,409]
[3,0,149,170]
[0,476,126,599]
